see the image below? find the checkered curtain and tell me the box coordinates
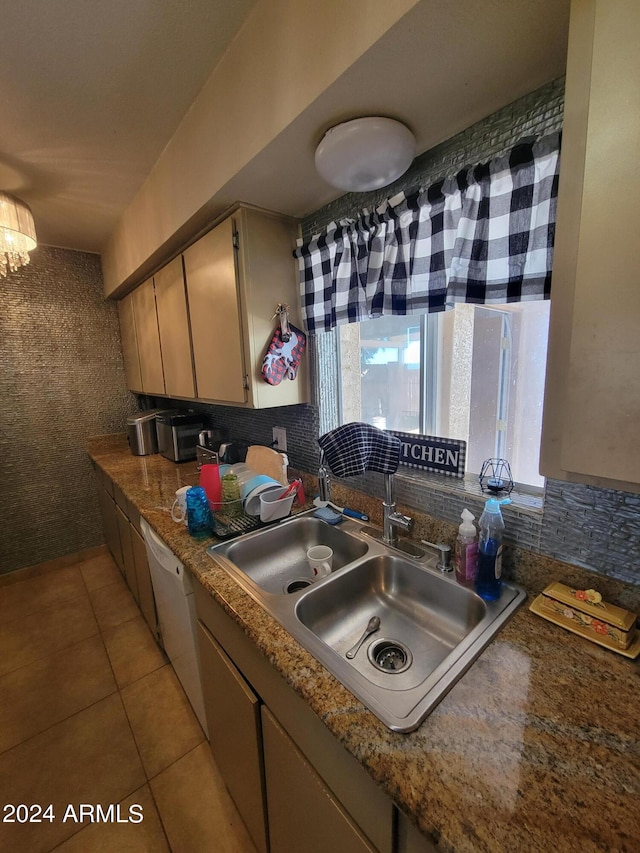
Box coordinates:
[294,132,560,334]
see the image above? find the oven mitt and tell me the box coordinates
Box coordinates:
[262,324,307,385]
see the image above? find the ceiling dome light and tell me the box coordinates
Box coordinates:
[315,117,416,192]
[0,192,37,277]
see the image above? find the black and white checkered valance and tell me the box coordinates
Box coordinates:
[294,132,560,334]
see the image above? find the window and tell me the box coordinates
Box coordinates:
[337,301,550,490]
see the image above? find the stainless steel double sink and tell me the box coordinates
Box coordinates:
[207,511,526,732]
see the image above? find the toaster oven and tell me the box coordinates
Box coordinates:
[155,411,204,462]
[126,410,161,456]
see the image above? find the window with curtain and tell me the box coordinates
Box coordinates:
[295,133,560,490]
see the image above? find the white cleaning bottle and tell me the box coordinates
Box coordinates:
[454,508,478,588]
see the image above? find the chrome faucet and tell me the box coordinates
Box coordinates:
[382,473,414,546]
[318,451,331,502]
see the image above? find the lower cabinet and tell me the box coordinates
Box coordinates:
[94,468,157,637]
[197,622,269,853]
[194,580,395,853]
[96,479,123,573]
[262,706,376,853]
[115,505,139,603]
[130,525,158,637]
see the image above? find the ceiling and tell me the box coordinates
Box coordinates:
[1,0,571,257]
[0,0,256,253]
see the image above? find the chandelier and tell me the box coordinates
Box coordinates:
[0,192,37,277]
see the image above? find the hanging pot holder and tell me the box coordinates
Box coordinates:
[262,323,307,385]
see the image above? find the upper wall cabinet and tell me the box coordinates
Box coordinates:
[184,205,309,408]
[117,204,309,409]
[131,278,166,396]
[540,0,640,493]
[117,293,143,393]
[235,206,310,409]
[183,217,247,404]
[154,256,196,399]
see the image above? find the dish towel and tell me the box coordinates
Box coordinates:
[262,324,307,385]
[318,422,401,477]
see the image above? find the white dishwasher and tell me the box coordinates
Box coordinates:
[140,518,208,735]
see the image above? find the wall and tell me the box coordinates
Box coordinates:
[301,77,640,588]
[141,77,640,589]
[101,0,416,295]
[0,246,135,574]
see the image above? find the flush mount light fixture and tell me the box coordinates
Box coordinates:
[314,116,416,193]
[0,191,37,277]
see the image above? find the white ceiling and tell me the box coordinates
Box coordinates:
[0,0,256,252]
[1,0,571,256]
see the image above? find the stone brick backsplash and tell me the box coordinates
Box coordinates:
[0,246,136,574]
[144,397,320,476]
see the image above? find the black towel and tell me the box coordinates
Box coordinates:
[318,422,401,477]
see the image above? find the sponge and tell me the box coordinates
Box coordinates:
[313,507,343,525]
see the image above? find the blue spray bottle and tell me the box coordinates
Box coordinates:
[475,497,511,601]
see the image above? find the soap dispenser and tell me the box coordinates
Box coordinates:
[454,509,478,588]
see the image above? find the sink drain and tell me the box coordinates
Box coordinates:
[284,578,313,594]
[367,638,413,674]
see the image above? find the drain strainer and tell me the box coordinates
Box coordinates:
[367,638,413,674]
[283,578,313,594]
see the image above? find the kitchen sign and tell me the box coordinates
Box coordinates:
[389,431,466,478]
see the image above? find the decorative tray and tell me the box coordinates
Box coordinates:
[530,582,640,658]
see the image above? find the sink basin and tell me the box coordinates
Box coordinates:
[207,510,526,731]
[295,554,488,691]
[208,515,368,595]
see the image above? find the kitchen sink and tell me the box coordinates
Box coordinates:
[295,554,488,691]
[207,510,526,731]
[209,515,368,595]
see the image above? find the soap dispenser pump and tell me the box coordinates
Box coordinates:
[454,508,478,588]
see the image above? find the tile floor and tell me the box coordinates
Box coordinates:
[0,550,258,853]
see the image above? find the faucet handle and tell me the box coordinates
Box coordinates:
[389,511,414,533]
[421,540,452,572]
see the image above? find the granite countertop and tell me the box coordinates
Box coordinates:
[88,434,640,853]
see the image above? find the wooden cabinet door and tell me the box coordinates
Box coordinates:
[117,293,143,392]
[132,278,165,395]
[541,0,640,491]
[115,506,139,603]
[154,256,195,398]
[262,707,376,853]
[196,621,268,853]
[235,206,309,408]
[131,525,158,637]
[96,485,123,573]
[183,218,247,404]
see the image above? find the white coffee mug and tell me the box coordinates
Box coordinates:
[307,545,333,579]
[171,486,191,525]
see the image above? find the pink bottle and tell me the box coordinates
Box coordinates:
[454,509,478,588]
